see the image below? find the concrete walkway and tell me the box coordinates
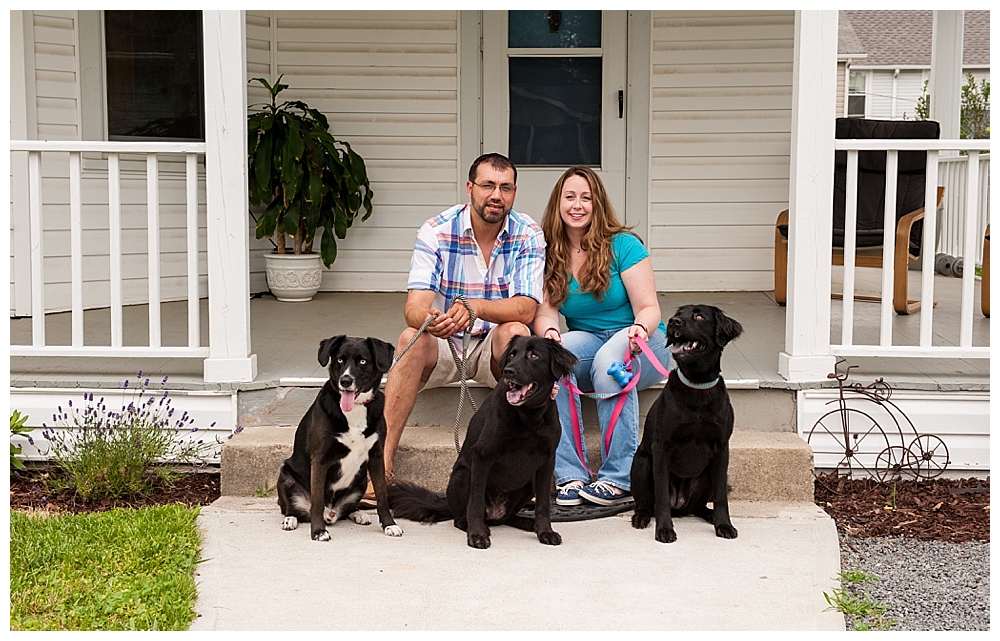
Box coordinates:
[191,497,844,631]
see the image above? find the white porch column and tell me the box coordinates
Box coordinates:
[202,10,257,383]
[930,11,964,144]
[778,10,838,382]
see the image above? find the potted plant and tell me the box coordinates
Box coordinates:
[248,76,374,301]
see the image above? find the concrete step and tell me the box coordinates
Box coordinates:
[236,384,798,433]
[225,383,810,500]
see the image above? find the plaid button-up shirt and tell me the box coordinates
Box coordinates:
[407,203,545,347]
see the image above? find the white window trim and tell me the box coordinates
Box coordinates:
[846,68,868,118]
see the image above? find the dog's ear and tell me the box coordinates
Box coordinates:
[499,334,525,372]
[713,309,744,346]
[366,337,396,374]
[318,335,347,366]
[548,340,578,380]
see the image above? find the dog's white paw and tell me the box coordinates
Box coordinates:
[383,524,404,537]
[281,516,299,531]
[323,507,338,524]
[349,510,371,525]
[313,529,332,542]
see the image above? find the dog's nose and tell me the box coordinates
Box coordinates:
[502,366,516,379]
[668,317,682,328]
[339,375,354,388]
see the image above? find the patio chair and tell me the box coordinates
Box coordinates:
[774,118,943,315]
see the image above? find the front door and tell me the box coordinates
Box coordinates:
[482,10,628,222]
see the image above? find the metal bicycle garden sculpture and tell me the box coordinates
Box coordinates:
[806,358,950,486]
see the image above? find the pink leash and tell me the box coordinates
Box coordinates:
[560,336,672,475]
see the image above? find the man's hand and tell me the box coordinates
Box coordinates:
[427,299,476,338]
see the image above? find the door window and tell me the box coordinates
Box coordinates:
[507,10,603,166]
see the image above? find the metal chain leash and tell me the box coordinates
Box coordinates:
[448,296,477,454]
[387,295,478,455]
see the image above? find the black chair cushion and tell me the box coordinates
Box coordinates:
[833,118,940,256]
[777,119,941,259]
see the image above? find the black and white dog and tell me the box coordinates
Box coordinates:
[276,335,403,541]
[630,305,743,543]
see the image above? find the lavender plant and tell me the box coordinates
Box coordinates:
[40,372,243,500]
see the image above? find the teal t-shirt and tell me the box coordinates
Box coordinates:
[559,233,665,334]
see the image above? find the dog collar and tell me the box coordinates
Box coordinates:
[675,368,721,390]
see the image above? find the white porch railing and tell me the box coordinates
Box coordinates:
[938,154,990,264]
[9,141,208,358]
[833,139,990,360]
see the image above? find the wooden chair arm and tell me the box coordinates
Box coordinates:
[983,224,990,317]
[774,210,789,304]
[895,186,944,260]
[895,207,924,256]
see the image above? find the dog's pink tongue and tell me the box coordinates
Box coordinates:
[340,392,356,413]
[506,384,530,405]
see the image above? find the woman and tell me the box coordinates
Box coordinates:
[532,166,672,507]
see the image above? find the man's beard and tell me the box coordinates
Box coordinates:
[473,198,509,224]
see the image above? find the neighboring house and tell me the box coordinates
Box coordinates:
[838,10,990,120]
[8,10,989,470]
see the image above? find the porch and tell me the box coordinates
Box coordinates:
[6,9,989,485]
[8,279,991,393]
[10,274,990,490]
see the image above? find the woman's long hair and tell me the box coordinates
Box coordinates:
[541,166,633,307]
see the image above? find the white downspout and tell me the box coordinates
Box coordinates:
[891,68,899,119]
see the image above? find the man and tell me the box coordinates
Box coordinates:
[381,153,545,481]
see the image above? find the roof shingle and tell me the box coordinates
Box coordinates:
[839,10,989,67]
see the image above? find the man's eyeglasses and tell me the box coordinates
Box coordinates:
[472,181,515,196]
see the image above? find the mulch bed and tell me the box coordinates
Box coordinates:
[9,466,220,515]
[814,473,989,543]
[9,466,989,544]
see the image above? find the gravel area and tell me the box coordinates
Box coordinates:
[838,535,990,631]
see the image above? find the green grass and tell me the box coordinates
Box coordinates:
[824,585,898,631]
[10,504,203,630]
[839,569,878,585]
[254,481,277,497]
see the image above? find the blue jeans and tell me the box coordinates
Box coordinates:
[554,327,672,491]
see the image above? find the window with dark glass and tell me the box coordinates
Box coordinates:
[508,10,603,167]
[104,10,204,141]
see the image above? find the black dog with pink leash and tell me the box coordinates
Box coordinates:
[629,304,744,543]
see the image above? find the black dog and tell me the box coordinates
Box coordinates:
[276,335,402,541]
[630,305,744,543]
[388,335,577,549]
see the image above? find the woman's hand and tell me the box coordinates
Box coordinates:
[628,322,648,354]
[542,326,563,345]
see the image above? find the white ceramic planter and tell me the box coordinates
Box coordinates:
[264,253,323,302]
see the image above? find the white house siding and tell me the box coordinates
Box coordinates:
[31,12,80,140]
[851,68,990,122]
[11,10,209,316]
[10,10,80,315]
[648,11,795,291]
[867,68,926,120]
[246,10,462,293]
[836,61,847,117]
